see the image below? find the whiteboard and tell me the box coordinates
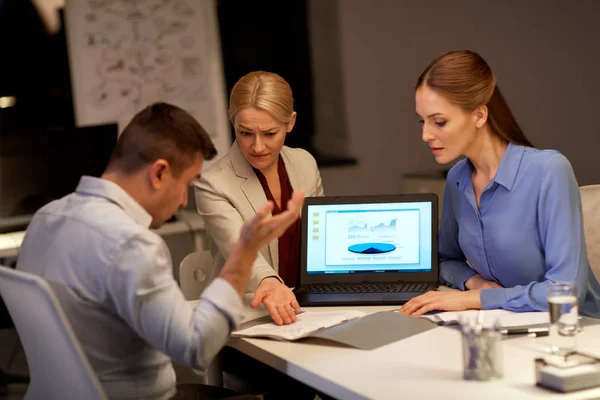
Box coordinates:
[64,0,231,167]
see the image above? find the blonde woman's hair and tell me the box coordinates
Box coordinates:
[229,71,294,124]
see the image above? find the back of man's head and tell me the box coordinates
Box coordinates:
[107,103,217,176]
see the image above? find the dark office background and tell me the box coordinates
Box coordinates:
[217,0,315,150]
[0,0,318,147]
[0,0,323,221]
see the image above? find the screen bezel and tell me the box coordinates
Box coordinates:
[299,193,439,285]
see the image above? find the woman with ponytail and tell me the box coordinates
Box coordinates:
[401,50,600,317]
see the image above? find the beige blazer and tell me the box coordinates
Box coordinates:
[194,141,324,290]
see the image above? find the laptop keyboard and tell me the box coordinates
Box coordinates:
[303,283,430,294]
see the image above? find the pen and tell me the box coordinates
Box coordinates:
[500,327,549,336]
[527,331,549,338]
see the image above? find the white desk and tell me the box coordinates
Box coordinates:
[192,297,600,400]
[0,231,26,258]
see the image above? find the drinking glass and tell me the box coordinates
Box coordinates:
[547,282,579,354]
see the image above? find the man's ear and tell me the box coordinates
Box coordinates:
[286,111,297,133]
[149,159,170,190]
[474,105,488,129]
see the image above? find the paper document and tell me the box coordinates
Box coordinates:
[417,309,549,328]
[232,310,366,341]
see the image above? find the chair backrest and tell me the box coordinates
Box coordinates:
[580,184,600,280]
[0,266,107,400]
[179,251,215,300]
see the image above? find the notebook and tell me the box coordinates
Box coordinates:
[294,194,439,306]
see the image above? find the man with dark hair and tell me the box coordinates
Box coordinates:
[109,103,218,178]
[16,103,304,399]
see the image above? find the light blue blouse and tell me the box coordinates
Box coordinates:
[439,143,600,317]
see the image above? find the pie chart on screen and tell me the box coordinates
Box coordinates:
[348,243,396,254]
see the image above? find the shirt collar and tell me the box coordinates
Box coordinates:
[454,142,525,192]
[491,142,525,191]
[75,176,153,228]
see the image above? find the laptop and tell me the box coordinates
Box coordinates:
[294,194,439,306]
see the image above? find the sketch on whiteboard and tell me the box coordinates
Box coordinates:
[67,0,221,138]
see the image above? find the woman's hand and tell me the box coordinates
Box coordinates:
[399,290,482,316]
[251,277,301,325]
[465,274,503,290]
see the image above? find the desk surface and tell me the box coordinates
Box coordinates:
[0,231,26,259]
[191,297,600,400]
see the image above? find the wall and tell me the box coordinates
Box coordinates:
[319,0,600,196]
[308,0,350,156]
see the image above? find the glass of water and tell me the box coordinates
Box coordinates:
[547,282,579,354]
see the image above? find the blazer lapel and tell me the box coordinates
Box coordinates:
[230,141,278,268]
[281,147,305,222]
[230,141,268,213]
[281,147,301,192]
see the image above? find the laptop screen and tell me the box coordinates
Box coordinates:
[305,201,433,275]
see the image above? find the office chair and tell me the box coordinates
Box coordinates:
[179,250,215,300]
[580,184,600,279]
[0,266,107,400]
[179,251,223,387]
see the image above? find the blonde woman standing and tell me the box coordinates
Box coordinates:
[195,71,324,325]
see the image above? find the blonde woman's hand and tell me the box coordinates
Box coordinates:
[252,278,301,325]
